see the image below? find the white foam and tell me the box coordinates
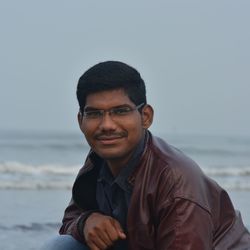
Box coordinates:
[0,161,80,176]
[0,180,73,190]
[0,161,80,190]
[1,161,250,190]
[215,178,250,191]
[202,166,250,176]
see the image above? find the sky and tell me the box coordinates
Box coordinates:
[1,0,250,136]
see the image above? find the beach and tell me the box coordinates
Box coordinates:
[1,130,250,249]
[0,190,69,250]
[0,189,249,250]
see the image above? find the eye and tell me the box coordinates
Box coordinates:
[84,110,103,118]
[112,107,131,116]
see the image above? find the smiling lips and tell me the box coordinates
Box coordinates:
[95,133,127,144]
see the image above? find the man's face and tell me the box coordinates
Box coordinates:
[78,89,153,165]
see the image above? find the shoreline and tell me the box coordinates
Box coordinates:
[1,189,249,250]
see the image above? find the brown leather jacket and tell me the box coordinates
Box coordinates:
[60,131,250,249]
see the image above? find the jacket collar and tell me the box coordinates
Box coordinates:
[72,130,151,209]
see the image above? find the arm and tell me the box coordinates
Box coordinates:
[59,198,95,243]
[59,199,126,249]
[155,198,214,250]
[83,212,126,250]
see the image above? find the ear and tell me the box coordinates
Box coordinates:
[141,104,154,129]
[77,111,84,130]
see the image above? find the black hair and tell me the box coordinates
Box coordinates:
[76,61,147,112]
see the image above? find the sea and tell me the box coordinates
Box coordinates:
[0,130,250,249]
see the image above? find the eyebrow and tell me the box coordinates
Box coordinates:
[83,104,132,111]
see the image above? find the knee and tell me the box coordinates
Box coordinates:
[40,234,88,250]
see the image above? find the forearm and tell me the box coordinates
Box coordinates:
[59,199,99,243]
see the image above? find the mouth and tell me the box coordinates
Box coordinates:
[95,134,126,145]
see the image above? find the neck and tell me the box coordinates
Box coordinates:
[106,153,133,177]
[106,132,146,177]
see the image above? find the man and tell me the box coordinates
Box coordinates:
[43,61,250,250]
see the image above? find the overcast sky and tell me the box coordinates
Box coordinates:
[1,0,249,136]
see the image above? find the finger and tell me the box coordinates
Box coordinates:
[112,219,126,239]
[104,221,120,242]
[88,241,101,250]
[87,231,110,250]
[87,236,107,250]
[95,227,114,246]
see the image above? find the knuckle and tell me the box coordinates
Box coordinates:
[110,233,119,241]
[88,231,96,240]
[93,225,101,232]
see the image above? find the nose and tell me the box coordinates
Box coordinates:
[98,111,117,131]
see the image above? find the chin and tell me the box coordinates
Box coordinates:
[95,149,130,161]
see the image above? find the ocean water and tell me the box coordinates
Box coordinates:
[1,130,250,249]
[1,130,250,191]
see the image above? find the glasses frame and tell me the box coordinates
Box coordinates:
[81,103,145,120]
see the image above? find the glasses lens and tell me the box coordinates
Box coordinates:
[84,110,103,119]
[111,107,132,116]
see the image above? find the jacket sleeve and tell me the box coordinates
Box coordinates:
[59,198,98,244]
[155,197,214,250]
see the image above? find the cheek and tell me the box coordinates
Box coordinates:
[80,122,96,139]
[126,122,144,139]
[120,117,144,137]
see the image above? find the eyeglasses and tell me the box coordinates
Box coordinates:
[81,103,145,120]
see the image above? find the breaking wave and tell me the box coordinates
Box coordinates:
[1,161,250,190]
[0,161,80,190]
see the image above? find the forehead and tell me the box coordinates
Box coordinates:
[85,89,134,108]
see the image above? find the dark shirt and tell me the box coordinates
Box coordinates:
[96,135,145,250]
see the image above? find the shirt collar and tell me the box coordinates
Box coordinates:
[98,133,146,192]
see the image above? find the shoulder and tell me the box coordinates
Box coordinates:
[141,132,223,212]
[147,133,204,182]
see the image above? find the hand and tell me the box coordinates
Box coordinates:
[83,212,126,250]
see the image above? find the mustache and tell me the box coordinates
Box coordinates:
[94,131,127,139]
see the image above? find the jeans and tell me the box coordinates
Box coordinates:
[41,235,89,250]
